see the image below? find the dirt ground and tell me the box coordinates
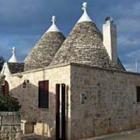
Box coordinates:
[22,129,140,140]
[97,132,140,140]
[84,129,140,140]
[21,134,50,140]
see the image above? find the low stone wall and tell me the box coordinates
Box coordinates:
[0,112,21,140]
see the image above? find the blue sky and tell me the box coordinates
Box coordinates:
[0,0,140,72]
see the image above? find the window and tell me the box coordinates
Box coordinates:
[38,80,49,108]
[136,86,140,103]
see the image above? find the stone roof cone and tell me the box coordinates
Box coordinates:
[50,2,125,71]
[24,16,65,71]
[9,47,18,63]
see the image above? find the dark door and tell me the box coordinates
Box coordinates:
[2,81,9,96]
[56,84,66,140]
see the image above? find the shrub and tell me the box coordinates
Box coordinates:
[0,94,21,111]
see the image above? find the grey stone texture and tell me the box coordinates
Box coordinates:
[0,112,21,140]
[7,63,24,74]
[50,22,124,71]
[24,31,65,71]
[70,64,140,140]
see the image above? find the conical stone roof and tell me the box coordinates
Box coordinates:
[24,16,65,71]
[50,3,124,71]
[50,22,125,70]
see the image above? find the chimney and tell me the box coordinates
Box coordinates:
[103,17,117,63]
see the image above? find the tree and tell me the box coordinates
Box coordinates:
[0,56,5,71]
[0,76,21,111]
[0,94,21,111]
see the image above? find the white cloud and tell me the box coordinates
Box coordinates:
[126,49,140,59]
[118,18,140,32]
[124,63,137,72]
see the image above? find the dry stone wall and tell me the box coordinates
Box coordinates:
[0,112,21,140]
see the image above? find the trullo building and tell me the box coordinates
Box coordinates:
[1,2,140,140]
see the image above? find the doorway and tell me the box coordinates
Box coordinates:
[56,84,66,140]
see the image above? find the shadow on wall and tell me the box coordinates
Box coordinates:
[10,82,56,138]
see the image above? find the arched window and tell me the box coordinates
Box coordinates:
[2,81,9,96]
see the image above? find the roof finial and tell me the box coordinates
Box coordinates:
[12,47,16,55]
[82,2,87,12]
[51,16,56,25]
[77,2,92,23]
[8,46,18,63]
[47,16,60,33]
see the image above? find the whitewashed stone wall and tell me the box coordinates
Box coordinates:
[5,63,140,140]
[70,64,140,140]
[6,65,71,139]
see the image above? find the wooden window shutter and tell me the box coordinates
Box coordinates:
[38,80,49,108]
[137,86,140,103]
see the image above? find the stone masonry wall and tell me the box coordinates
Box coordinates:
[71,64,140,140]
[5,65,71,139]
[0,112,21,140]
[5,63,140,140]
